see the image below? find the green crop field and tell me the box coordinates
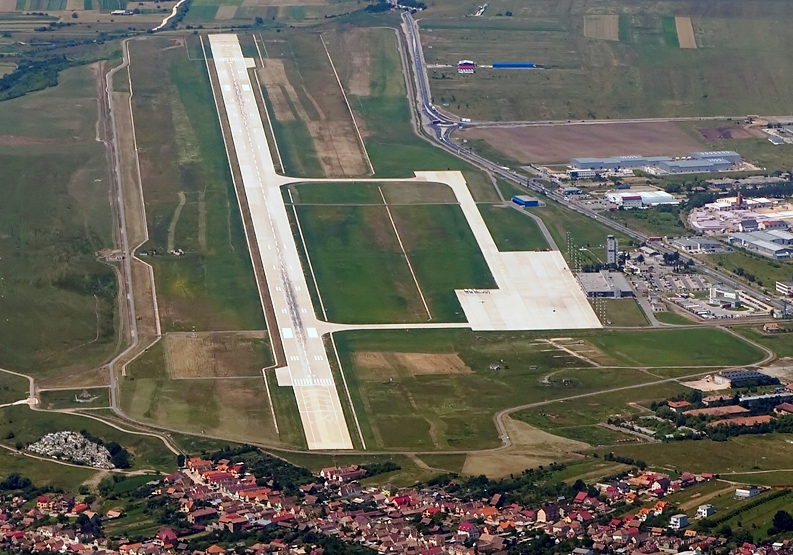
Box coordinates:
[655,310,696,325]
[127,38,264,333]
[332,328,668,450]
[0,405,176,472]
[419,1,793,121]
[0,63,118,385]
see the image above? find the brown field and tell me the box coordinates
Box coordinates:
[699,126,765,140]
[258,53,367,177]
[462,416,589,478]
[214,5,237,19]
[459,122,706,164]
[583,15,619,41]
[0,0,16,11]
[354,352,472,381]
[241,0,324,5]
[675,17,697,49]
[165,331,270,378]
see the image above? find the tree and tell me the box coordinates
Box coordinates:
[772,510,793,533]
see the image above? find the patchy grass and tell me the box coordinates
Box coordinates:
[601,298,649,327]
[128,38,264,333]
[38,388,110,410]
[479,204,551,251]
[0,64,118,383]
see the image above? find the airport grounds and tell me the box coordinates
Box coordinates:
[3,0,793,509]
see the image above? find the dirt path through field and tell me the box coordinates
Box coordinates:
[675,17,697,49]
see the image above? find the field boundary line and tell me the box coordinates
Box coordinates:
[330,332,366,449]
[262,369,279,435]
[318,33,374,176]
[288,188,328,321]
[378,186,432,320]
[200,35,282,370]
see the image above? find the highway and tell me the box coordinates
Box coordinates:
[400,11,782,312]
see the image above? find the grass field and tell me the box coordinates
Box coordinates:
[294,204,429,323]
[0,448,99,489]
[601,298,649,327]
[732,326,793,358]
[295,200,495,323]
[611,433,793,475]
[128,38,264,333]
[0,372,29,405]
[587,327,763,366]
[332,328,671,450]
[709,249,793,291]
[121,338,297,447]
[0,405,176,472]
[419,3,793,122]
[38,387,110,410]
[606,208,685,239]
[478,204,550,251]
[0,63,119,385]
[655,309,696,325]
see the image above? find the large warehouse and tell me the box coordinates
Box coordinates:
[569,151,741,174]
[606,190,679,208]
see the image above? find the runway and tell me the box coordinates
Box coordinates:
[209,34,353,450]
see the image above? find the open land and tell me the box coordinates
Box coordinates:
[333,326,761,451]
[457,122,706,164]
[420,1,793,121]
[0,63,119,387]
[127,37,264,333]
[256,32,369,178]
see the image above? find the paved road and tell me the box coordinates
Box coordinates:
[400,11,783,313]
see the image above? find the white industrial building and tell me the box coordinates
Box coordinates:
[729,231,793,259]
[606,190,679,208]
[569,151,741,175]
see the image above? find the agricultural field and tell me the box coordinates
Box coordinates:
[0,62,119,386]
[127,37,264,333]
[183,0,363,24]
[420,1,793,121]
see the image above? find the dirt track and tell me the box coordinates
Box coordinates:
[459,122,706,164]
